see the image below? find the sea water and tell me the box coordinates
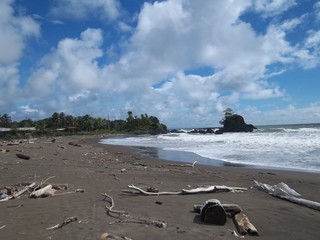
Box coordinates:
[100,124,320,173]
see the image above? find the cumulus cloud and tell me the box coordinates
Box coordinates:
[0,0,40,64]
[0,0,40,113]
[49,0,121,21]
[2,0,319,127]
[28,28,104,96]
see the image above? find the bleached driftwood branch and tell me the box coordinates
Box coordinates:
[122,184,247,196]
[253,181,320,211]
[46,216,78,230]
[13,182,36,198]
[102,193,167,228]
[168,161,197,167]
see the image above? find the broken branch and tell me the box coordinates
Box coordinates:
[46,216,78,230]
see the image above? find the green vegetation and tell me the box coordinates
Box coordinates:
[0,111,167,138]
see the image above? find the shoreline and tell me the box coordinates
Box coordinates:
[1,135,319,240]
[99,140,320,174]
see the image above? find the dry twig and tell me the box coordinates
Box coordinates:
[46,216,78,230]
[168,161,197,167]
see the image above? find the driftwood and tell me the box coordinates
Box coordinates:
[102,193,167,228]
[194,199,258,236]
[68,142,82,147]
[200,199,227,225]
[253,181,320,211]
[30,184,56,198]
[233,211,259,236]
[100,232,132,240]
[194,199,242,225]
[46,216,78,230]
[168,161,197,167]
[122,184,247,196]
[194,202,242,216]
[16,153,30,160]
[13,182,36,198]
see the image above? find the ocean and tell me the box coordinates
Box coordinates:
[100,124,320,173]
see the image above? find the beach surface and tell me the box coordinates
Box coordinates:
[0,135,319,240]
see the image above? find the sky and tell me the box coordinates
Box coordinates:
[1,0,320,128]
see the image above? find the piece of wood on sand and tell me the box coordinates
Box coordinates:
[194,203,242,216]
[100,232,132,240]
[233,211,259,236]
[16,153,31,160]
[30,184,56,198]
[46,216,78,230]
[13,182,36,198]
[194,199,242,225]
[200,199,227,225]
[68,142,82,147]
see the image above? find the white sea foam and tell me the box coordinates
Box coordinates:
[100,124,320,172]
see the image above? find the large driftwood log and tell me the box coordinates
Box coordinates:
[122,184,247,196]
[253,181,320,211]
[194,199,257,235]
[194,203,242,216]
[200,199,227,225]
[233,211,259,236]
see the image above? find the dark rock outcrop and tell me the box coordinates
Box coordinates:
[220,114,256,132]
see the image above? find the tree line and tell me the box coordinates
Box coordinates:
[0,111,168,136]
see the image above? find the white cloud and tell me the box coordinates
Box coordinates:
[0,0,40,113]
[314,1,320,22]
[28,28,104,95]
[2,0,319,127]
[0,0,40,64]
[50,0,121,21]
[252,0,297,17]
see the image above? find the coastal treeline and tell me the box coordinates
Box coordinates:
[0,111,167,138]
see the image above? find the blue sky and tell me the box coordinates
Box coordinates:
[1,0,320,128]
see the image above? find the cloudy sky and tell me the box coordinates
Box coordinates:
[1,0,320,128]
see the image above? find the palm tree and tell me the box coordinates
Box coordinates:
[0,114,12,127]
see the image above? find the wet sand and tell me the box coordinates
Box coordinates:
[0,135,319,240]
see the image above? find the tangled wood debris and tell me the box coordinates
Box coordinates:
[102,193,167,228]
[0,176,82,201]
[122,184,247,196]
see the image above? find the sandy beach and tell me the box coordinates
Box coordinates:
[0,135,319,240]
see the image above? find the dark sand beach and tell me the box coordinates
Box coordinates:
[1,135,319,240]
